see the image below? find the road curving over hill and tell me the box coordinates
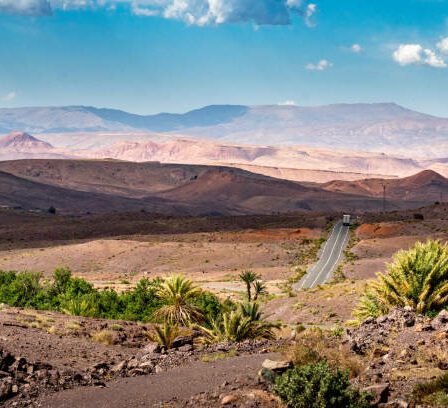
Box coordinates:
[293,220,350,290]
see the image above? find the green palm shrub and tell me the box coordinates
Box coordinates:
[153,275,203,325]
[146,322,180,349]
[355,240,448,320]
[274,361,372,408]
[195,302,279,343]
[253,280,267,300]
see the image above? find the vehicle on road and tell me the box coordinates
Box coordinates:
[342,214,351,226]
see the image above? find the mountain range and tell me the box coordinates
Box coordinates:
[3,131,448,183]
[1,103,448,157]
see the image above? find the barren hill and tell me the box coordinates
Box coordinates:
[0,170,186,215]
[0,159,442,216]
[323,170,448,202]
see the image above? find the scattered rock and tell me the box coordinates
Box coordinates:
[363,383,390,404]
[261,359,292,374]
[172,335,194,349]
[221,394,237,405]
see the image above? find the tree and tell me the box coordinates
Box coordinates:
[239,270,259,302]
[355,240,448,320]
[153,275,203,325]
[253,280,267,301]
[48,206,56,215]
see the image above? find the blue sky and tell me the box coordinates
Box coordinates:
[0,0,448,116]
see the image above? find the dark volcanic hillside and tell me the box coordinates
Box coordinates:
[323,170,448,202]
[0,159,390,215]
[0,170,187,215]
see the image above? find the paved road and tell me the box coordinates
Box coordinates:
[293,220,350,290]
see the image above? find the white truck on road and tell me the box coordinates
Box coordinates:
[342,214,351,226]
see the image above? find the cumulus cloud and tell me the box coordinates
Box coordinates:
[0,0,51,16]
[350,43,362,53]
[2,91,17,101]
[278,100,297,106]
[305,59,332,71]
[393,43,446,68]
[437,37,448,54]
[0,0,318,27]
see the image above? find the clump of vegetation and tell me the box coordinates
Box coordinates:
[412,373,448,406]
[146,322,179,349]
[274,361,372,408]
[0,268,223,323]
[195,302,279,343]
[285,328,362,377]
[91,330,116,345]
[153,275,203,326]
[354,240,448,320]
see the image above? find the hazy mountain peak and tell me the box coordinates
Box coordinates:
[0,131,53,150]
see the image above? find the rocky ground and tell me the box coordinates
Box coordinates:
[2,306,447,407]
[347,308,448,407]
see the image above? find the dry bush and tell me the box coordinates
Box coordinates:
[91,330,117,345]
[284,327,362,378]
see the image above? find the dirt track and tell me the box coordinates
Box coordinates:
[37,353,278,407]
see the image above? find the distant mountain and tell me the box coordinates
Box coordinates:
[323,170,448,202]
[0,131,53,150]
[1,103,448,157]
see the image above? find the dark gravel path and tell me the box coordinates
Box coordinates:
[37,353,278,407]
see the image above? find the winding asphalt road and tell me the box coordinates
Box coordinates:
[293,220,350,290]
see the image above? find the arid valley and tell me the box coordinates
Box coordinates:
[2,1,448,407]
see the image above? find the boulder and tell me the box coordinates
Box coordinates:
[432,310,448,330]
[221,394,237,405]
[363,383,390,404]
[172,335,194,349]
[261,359,292,373]
[177,344,193,353]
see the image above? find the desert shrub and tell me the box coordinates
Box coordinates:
[153,275,203,325]
[195,302,279,343]
[413,373,448,406]
[354,240,448,320]
[274,362,372,408]
[91,330,117,345]
[285,328,362,378]
[146,322,179,349]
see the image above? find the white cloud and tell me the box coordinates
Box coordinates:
[0,0,318,27]
[131,4,159,17]
[350,43,362,53]
[0,0,51,15]
[423,48,447,68]
[305,59,332,71]
[278,100,297,106]
[2,91,17,101]
[393,43,446,68]
[437,37,448,54]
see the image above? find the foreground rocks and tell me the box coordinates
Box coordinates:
[347,307,448,406]
[2,339,281,406]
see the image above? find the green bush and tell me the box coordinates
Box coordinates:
[355,240,448,320]
[0,269,224,324]
[274,362,372,408]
